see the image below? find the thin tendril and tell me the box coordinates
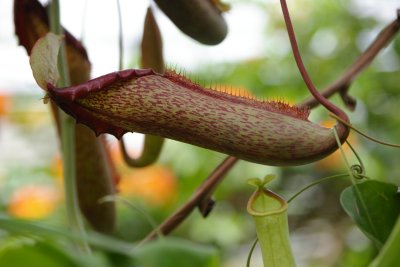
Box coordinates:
[287,138,369,203]
[345,140,365,179]
[246,238,259,267]
[333,127,356,184]
[330,113,400,148]
[333,127,379,240]
[287,174,349,203]
[100,195,164,245]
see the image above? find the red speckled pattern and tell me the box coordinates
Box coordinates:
[49,69,345,166]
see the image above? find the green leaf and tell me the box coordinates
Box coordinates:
[0,237,112,267]
[340,180,400,247]
[0,238,77,267]
[29,32,62,90]
[0,215,135,255]
[370,217,400,267]
[134,237,219,267]
[247,174,276,189]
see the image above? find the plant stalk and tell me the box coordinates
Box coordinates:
[48,0,90,253]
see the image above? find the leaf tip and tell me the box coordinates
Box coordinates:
[29,32,63,90]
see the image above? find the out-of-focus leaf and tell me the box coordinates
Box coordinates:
[0,238,77,267]
[370,217,400,267]
[340,180,400,247]
[141,7,164,73]
[0,215,135,255]
[133,237,220,267]
[29,33,62,90]
[0,237,112,267]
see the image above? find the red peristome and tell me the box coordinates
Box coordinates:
[165,70,309,120]
[47,70,155,138]
[48,81,129,139]
[47,68,311,144]
[48,69,156,101]
[48,87,127,139]
[50,68,309,121]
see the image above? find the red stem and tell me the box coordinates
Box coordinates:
[279,0,349,123]
[142,156,238,241]
[300,18,400,109]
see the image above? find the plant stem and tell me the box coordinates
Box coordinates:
[246,238,259,267]
[279,0,348,123]
[48,0,90,253]
[100,195,164,242]
[300,17,400,110]
[142,156,238,242]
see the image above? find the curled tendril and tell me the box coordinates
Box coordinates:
[350,164,365,180]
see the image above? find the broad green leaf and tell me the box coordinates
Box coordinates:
[370,217,400,267]
[0,215,135,255]
[133,237,219,267]
[0,237,111,267]
[340,180,400,247]
[29,32,62,90]
[0,238,77,267]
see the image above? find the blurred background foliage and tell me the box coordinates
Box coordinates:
[0,0,399,266]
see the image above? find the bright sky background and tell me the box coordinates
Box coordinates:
[0,0,398,94]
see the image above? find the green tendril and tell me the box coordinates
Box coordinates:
[287,173,349,204]
[99,195,164,246]
[246,238,259,267]
[345,140,365,175]
[333,126,378,239]
[288,132,369,203]
[333,126,357,184]
[330,113,400,148]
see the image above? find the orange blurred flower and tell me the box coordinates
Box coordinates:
[8,185,61,219]
[51,154,63,178]
[0,93,11,117]
[118,165,177,206]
